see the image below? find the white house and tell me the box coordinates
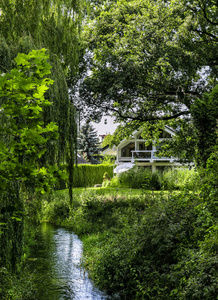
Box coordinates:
[103,126,179,172]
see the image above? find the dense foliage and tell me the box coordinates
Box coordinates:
[42,163,218,299]
[0,0,82,79]
[0,2,83,296]
[83,193,217,299]
[103,167,201,191]
[78,0,218,166]
[0,50,61,299]
[0,0,83,204]
[73,164,113,187]
[57,164,114,189]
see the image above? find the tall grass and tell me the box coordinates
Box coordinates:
[106,167,200,191]
[162,167,200,190]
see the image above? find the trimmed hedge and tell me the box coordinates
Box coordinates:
[73,164,113,187]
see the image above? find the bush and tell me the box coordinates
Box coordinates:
[82,192,217,299]
[0,267,36,300]
[199,148,218,218]
[118,167,200,191]
[73,164,113,187]
[117,167,162,190]
[150,171,162,190]
[119,167,152,189]
[170,225,218,300]
[110,176,120,187]
[42,193,70,223]
[162,168,200,190]
[55,164,114,189]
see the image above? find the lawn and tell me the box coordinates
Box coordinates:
[55,186,170,197]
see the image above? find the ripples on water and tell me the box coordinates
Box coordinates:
[28,223,115,300]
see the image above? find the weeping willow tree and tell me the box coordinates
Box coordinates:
[0,0,82,164]
[0,0,81,67]
[0,0,83,277]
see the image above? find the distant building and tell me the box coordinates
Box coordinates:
[102,126,181,172]
[91,115,119,142]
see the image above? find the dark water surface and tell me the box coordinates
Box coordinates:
[28,223,113,300]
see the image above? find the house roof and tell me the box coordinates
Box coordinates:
[101,145,117,155]
[102,125,176,154]
[76,154,90,164]
[132,125,175,137]
[164,125,176,133]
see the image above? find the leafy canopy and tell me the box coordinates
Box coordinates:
[0,0,83,76]
[80,0,211,120]
[78,0,218,165]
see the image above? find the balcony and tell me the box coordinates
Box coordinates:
[131,150,174,163]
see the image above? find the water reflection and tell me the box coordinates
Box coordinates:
[28,223,112,300]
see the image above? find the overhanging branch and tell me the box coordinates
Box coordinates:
[104,105,191,122]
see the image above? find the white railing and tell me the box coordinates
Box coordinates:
[131,150,174,163]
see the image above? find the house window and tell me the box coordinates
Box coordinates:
[139,142,146,151]
[104,119,107,125]
[146,144,152,150]
[138,142,152,150]
[121,143,135,157]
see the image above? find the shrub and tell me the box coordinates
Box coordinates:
[119,167,151,189]
[42,194,70,223]
[73,164,113,187]
[117,167,162,190]
[150,171,162,190]
[55,164,114,189]
[83,192,217,299]
[109,176,120,187]
[200,147,218,217]
[162,168,200,191]
[0,267,36,300]
[170,226,218,300]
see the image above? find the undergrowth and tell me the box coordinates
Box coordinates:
[0,267,36,300]
[103,167,201,191]
[42,187,218,299]
[41,163,218,299]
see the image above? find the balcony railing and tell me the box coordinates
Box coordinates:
[131,150,174,163]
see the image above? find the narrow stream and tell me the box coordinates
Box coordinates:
[28,223,114,300]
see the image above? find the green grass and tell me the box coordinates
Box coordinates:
[54,187,181,206]
[55,186,169,198]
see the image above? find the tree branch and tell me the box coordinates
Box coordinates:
[193,28,218,41]
[104,105,190,122]
[198,0,218,26]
